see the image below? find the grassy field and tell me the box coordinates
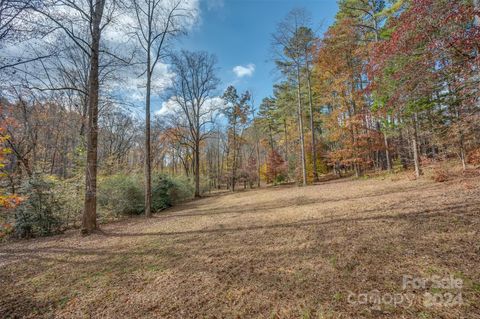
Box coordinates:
[1,172,479,318]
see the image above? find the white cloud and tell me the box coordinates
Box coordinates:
[1,0,203,102]
[233,64,255,78]
[156,98,179,116]
[104,0,200,46]
[109,62,174,106]
[156,96,224,118]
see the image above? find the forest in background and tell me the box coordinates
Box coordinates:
[1,0,480,238]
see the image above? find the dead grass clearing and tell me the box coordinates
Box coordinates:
[1,174,479,318]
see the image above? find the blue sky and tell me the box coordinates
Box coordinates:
[174,0,339,111]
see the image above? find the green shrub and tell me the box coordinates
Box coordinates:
[98,174,144,215]
[199,175,213,194]
[14,175,63,238]
[54,175,84,227]
[152,174,194,211]
[8,172,194,238]
[151,174,172,210]
[274,173,287,185]
[393,158,405,173]
[170,175,195,201]
[95,173,193,215]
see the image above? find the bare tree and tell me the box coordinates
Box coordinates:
[82,0,107,233]
[131,0,192,216]
[99,108,136,167]
[0,0,23,42]
[25,0,119,234]
[0,0,54,71]
[168,50,219,197]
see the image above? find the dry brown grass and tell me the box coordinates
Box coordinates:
[1,173,479,318]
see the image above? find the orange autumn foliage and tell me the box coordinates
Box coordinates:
[0,110,21,209]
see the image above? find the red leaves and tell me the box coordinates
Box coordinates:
[265,149,287,183]
[372,0,478,79]
[368,0,480,117]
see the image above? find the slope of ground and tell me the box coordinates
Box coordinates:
[1,175,479,318]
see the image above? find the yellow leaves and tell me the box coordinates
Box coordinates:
[45,175,59,183]
[0,110,20,209]
[259,163,268,182]
[0,194,23,209]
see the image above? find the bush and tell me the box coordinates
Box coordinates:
[170,175,195,202]
[13,175,63,238]
[98,173,194,215]
[98,174,144,215]
[431,167,449,183]
[152,174,194,211]
[6,173,194,238]
[274,173,287,184]
[0,223,14,240]
[467,148,480,166]
[54,175,84,227]
[392,158,405,173]
[200,175,213,194]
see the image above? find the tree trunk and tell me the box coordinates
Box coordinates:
[232,122,236,192]
[384,130,391,171]
[194,137,200,197]
[458,127,467,172]
[144,52,152,217]
[82,0,105,234]
[256,137,261,188]
[460,140,467,172]
[306,63,318,182]
[217,132,221,189]
[296,65,307,186]
[79,94,88,137]
[283,119,288,161]
[283,118,289,181]
[412,114,422,178]
[453,102,467,172]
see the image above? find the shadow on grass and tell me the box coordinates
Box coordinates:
[0,179,478,318]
